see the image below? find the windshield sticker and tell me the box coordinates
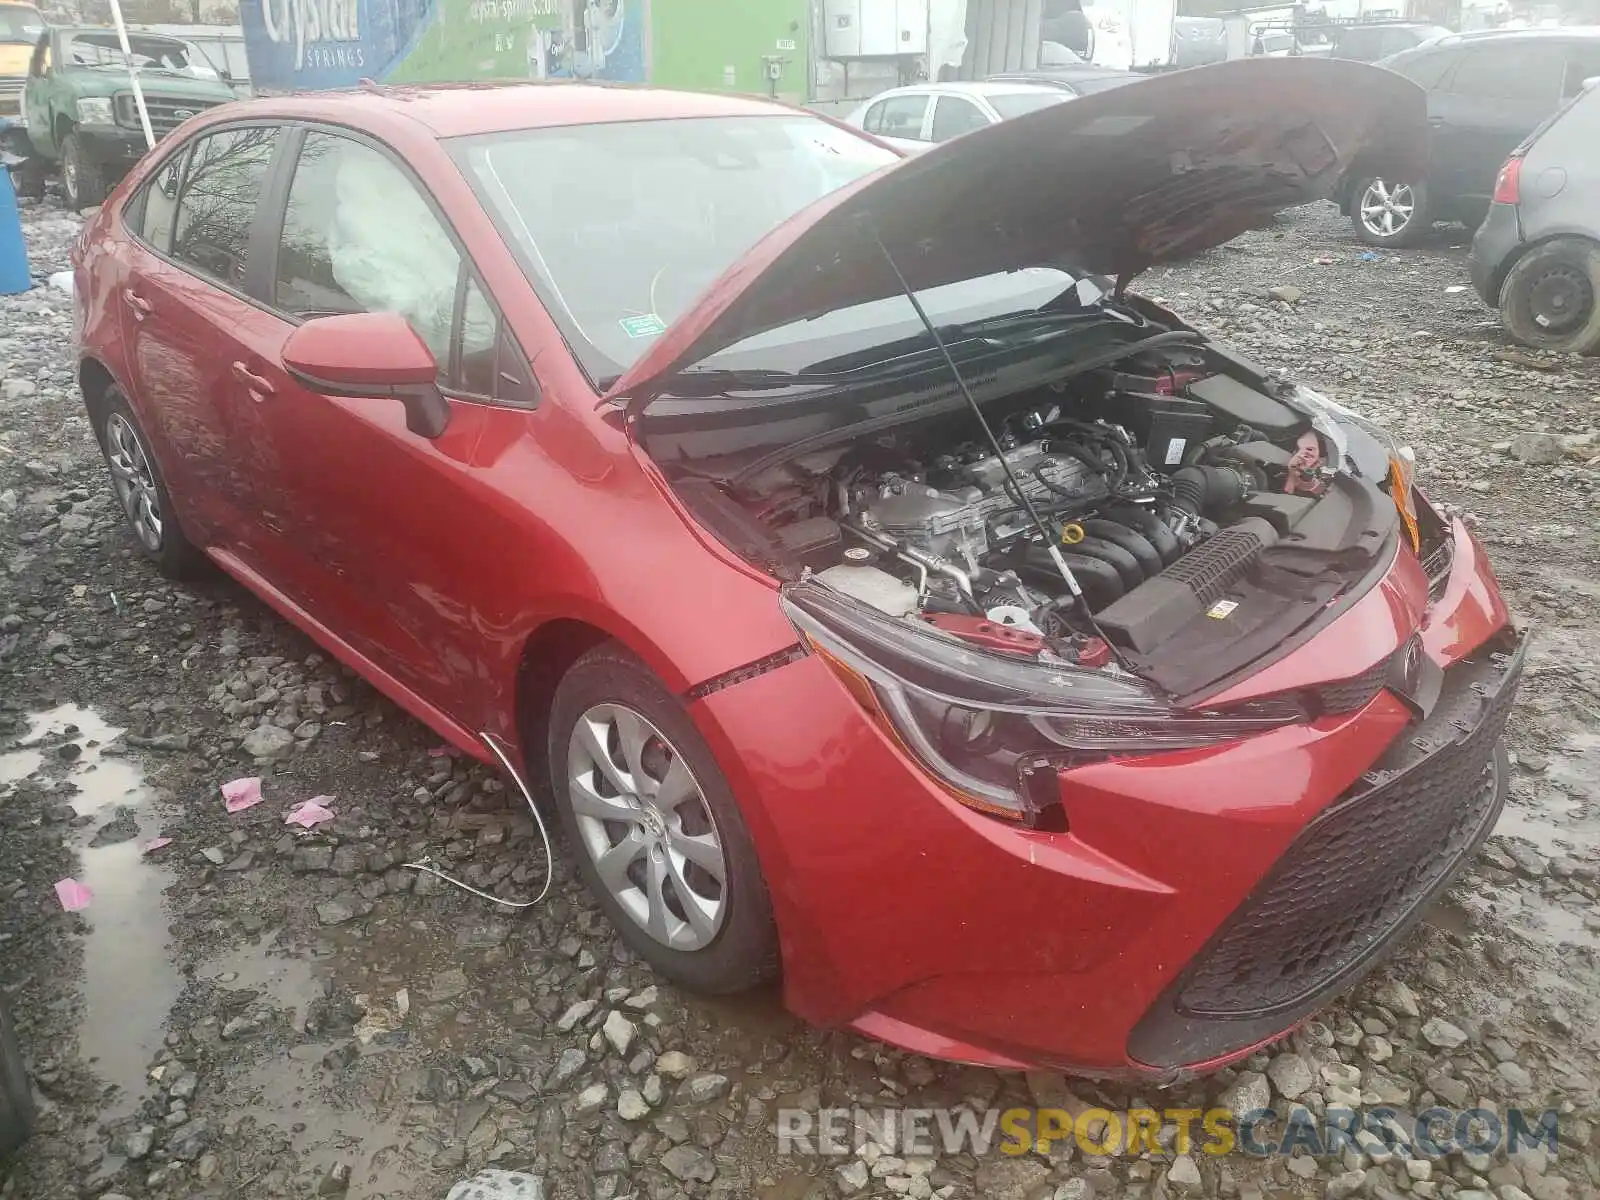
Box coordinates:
[619,314,666,338]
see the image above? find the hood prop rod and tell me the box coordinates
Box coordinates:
[864,223,1128,665]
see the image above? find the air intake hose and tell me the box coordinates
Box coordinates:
[1171,465,1252,518]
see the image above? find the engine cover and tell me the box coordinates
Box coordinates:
[857,445,1105,559]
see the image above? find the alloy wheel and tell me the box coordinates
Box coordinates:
[104,413,163,551]
[62,152,78,204]
[1359,179,1416,240]
[566,703,728,950]
[1524,262,1594,335]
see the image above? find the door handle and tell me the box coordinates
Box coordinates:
[230,361,276,397]
[122,288,153,319]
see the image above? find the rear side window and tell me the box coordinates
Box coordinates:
[1562,43,1600,98]
[1388,48,1458,90]
[1447,44,1563,104]
[864,94,928,139]
[931,96,989,141]
[171,126,279,289]
[129,150,186,253]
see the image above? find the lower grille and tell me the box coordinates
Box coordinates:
[114,92,222,137]
[1312,650,1394,715]
[0,80,21,118]
[1129,626,1526,1067]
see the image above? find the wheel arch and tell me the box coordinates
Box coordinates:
[512,616,629,798]
[78,355,119,433]
[1496,230,1600,303]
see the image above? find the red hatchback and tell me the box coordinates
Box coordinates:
[73,60,1525,1078]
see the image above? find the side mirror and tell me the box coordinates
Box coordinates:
[282,312,451,439]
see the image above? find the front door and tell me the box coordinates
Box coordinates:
[118,125,283,553]
[227,127,540,728]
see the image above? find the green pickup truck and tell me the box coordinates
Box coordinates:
[22,25,235,208]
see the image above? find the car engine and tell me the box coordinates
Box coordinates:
[665,356,1343,668]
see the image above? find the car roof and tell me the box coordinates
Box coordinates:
[202,82,806,139]
[990,67,1131,81]
[874,80,1065,98]
[1425,25,1600,46]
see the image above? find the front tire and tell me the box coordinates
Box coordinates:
[1351,176,1432,247]
[60,132,106,211]
[91,387,208,578]
[547,644,779,994]
[1498,237,1600,355]
[0,998,35,1159]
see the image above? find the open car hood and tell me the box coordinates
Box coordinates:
[601,57,1427,407]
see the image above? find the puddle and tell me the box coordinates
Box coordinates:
[0,748,43,785]
[8,703,181,1121]
[200,940,321,1031]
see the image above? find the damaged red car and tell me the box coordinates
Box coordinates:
[72,59,1524,1079]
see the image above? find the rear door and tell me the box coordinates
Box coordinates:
[226,126,541,723]
[117,124,284,551]
[1430,42,1564,206]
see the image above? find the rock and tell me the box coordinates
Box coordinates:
[681,1073,730,1105]
[655,1050,697,1079]
[168,1071,199,1101]
[556,999,596,1032]
[120,1125,155,1160]
[1326,1169,1367,1199]
[316,899,358,927]
[601,1010,636,1056]
[221,1015,262,1040]
[547,1048,587,1088]
[316,1164,352,1195]
[1268,285,1304,303]
[1421,1017,1468,1049]
[1505,843,1548,878]
[973,1158,1051,1200]
[617,1089,649,1120]
[1496,1061,1534,1093]
[573,1082,608,1116]
[444,1170,547,1200]
[1166,1154,1204,1195]
[660,1144,716,1183]
[429,968,470,1001]
[241,724,296,759]
[1218,1069,1272,1116]
[837,1161,871,1194]
[1268,1053,1315,1100]
[1507,432,1565,464]
[494,1080,536,1106]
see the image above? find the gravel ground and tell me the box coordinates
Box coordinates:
[1,196,1598,1200]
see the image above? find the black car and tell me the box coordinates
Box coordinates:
[1470,79,1600,354]
[1327,20,1450,63]
[1340,29,1600,246]
[0,997,33,1160]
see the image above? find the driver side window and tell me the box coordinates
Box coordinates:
[272,130,534,405]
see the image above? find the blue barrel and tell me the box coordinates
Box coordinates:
[0,162,31,295]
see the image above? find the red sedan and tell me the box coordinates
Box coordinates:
[72,61,1524,1078]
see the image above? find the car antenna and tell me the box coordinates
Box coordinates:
[863,222,1129,667]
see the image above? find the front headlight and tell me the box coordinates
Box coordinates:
[782,581,1301,824]
[75,97,114,125]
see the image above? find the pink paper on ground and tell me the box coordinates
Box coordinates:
[142,837,173,854]
[55,878,92,911]
[285,797,336,829]
[221,776,264,813]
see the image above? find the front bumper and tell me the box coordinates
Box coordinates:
[1470,201,1522,306]
[72,124,150,166]
[692,518,1517,1076]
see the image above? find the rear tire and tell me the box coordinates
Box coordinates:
[90,386,209,579]
[61,131,106,211]
[1498,237,1600,355]
[547,644,779,994]
[0,998,35,1159]
[1351,176,1432,247]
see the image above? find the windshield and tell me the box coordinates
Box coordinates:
[61,31,217,76]
[0,4,41,42]
[988,91,1071,119]
[454,114,906,383]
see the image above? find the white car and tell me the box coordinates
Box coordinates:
[844,82,1073,154]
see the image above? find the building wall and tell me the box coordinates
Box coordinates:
[650,0,812,100]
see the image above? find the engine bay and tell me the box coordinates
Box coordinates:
[652,342,1401,693]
